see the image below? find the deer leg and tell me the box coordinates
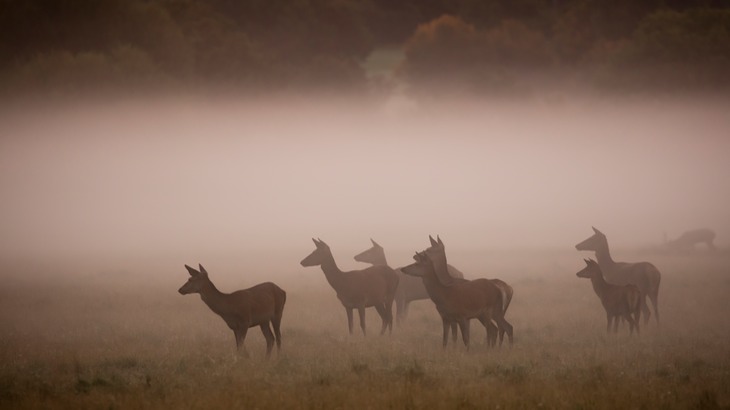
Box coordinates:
[479,317,497,347]
[495,317,514,346]
[649,291,660,325]
[260,323,275,359]
[394,296,404,327]
[385,299,395,334]
[457,320,471,350]
[451,322,458,344]
[641,295,651,326]
[346,308,354,335]
[613,315,619,333]
[441,317,450,348]
[235,327,250,358]
[606,314,612,334]
[358,306,367,336]
[271,314,283,352]
[374,303,388,335]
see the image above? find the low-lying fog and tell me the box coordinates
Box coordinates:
[1,95,729,270]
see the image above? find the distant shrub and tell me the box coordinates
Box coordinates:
[400,15,551,94]
[591,8,730,91]
[1,46,170,96]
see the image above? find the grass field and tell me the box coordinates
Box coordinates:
[1,250,729,409]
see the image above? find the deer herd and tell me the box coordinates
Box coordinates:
[179,227,663,358]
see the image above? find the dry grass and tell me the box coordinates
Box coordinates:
[1,250,729,409]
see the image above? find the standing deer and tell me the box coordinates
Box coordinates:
[401,236,513,350]
[178,264,286,359]
[576,227,661,325]
[300,238,399,336]
[664,228,716,252]
[576,259,642,335]
[353,238,464,326]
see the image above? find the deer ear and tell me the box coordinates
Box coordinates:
[198,264,208,276]
[592,226,603,235]
[312,238,319,246]
[429,235,438,247]
[370,238,381,247]
[185,264,199,276]
[437,235,444,246]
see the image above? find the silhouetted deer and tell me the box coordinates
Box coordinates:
[576,227,661,325]
[401,236,513,350]
[576,259,642,335]
[300,238,399,336]
[353,238,464,326]
[665,228,716,252]
[178,264,286,359]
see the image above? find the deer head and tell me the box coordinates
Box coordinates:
[401,251,430,277]
[178,264,211,295]
[576,258,602,279]
[575,227,607,251]
[300,238,333,267]
[353,238,384,264]
[401,236,454,287]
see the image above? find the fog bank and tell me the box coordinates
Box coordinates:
[1,96,729,263]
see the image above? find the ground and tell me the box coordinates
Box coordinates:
[1,250,728,409]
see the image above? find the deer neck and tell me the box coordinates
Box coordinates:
[588,272,609,299]
[594,241,616,268]
[420,270,450,304]
[372,251,388,266]
[319,254,345,290]
[198,280,225,312]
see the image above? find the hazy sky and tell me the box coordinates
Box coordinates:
[1,96,729,260]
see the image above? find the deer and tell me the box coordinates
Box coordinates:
[300,238,399,336]
[664,228,716,252]
[576,259,642,335]
[576,227,661,326]
[178,264,286,359]
[353,238,465,326]
[401,236,513,350]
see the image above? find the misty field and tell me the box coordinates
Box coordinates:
[1,250,728,409]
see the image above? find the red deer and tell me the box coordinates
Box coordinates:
[576,227,661,325]
[178,264,286,359]
[353,238,464,326]
[664,228,716,252]
[401,236,513,350]
[576,259,642,335]
[300,238,399,336]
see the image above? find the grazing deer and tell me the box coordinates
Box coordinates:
[576,227,661,325]
[401,236,513,350]
[665,228,716,252]
[576,259,642,335]
[178,264,286,359]
[300,238,399,336]
[353,238,464,326]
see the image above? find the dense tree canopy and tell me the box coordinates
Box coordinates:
[0,0,728,95]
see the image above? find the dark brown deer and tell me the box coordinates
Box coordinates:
[401,236,513,350]
[300,238,399,336]
[576,259,642,335]
[576,227,661,325]
[665,228,716,252]
[178,264,286,359]
[353,238,464,326]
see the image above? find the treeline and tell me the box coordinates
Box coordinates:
[0,0,728,96]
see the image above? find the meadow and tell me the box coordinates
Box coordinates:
[1,249,729,409]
